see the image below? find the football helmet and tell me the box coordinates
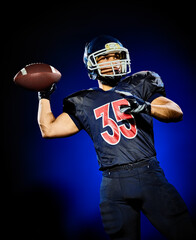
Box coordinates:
[83,35,131,86]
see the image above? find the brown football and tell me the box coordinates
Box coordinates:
[14,63,61,91]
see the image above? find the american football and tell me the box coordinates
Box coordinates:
[13,63,61,91]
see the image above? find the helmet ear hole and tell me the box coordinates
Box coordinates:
[88,70,97,80]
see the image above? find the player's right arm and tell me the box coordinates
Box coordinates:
[37,85,80,138]
[38,99,80,138]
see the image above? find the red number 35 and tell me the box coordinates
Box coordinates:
[94,99,137,145]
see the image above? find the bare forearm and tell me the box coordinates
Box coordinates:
[37,98,80,138]
[37,99,55,137]
[151,101,183,122]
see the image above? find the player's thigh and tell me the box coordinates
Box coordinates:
[100,176,140,240]
[100,200,141,240]
[141,167,195,239]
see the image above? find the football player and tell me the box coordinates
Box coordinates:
[37,35,196,240]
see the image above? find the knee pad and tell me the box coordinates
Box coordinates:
[99,201,123,235]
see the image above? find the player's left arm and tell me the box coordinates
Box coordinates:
[150,96,183,122]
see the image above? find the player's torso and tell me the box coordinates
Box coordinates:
[80,81,156,170]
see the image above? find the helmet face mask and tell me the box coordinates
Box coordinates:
[87,45,131,78]
[83,36,131,84]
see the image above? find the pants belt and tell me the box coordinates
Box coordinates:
[105,159,151,172]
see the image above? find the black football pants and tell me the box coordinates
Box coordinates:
[100,157,196,240]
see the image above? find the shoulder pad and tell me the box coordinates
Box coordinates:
[63,89,93,114]
[131,70,161,79]
[146,71,164,87]
[131,71,149,79]
[64,88,93,100]
[130,70,163,87]
[120,71,148,86]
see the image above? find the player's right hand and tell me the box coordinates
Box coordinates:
[38,83,56,100]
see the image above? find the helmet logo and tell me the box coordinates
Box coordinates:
[105,42,121,50]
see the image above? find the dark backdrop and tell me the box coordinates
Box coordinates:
[4,1,196,239]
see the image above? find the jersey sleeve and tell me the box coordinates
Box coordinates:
[63,94,84,131]
[63,98,83,130]
[131,71,166,102]
[143,71,166,102]
[63,89,93,131]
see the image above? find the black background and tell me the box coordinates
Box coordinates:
[3,1,196,239]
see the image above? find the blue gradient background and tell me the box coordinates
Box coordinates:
[4,2,196,239]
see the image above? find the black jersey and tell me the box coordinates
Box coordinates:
[63,71,166,170]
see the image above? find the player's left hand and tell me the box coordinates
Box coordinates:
[120,95,151,115]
